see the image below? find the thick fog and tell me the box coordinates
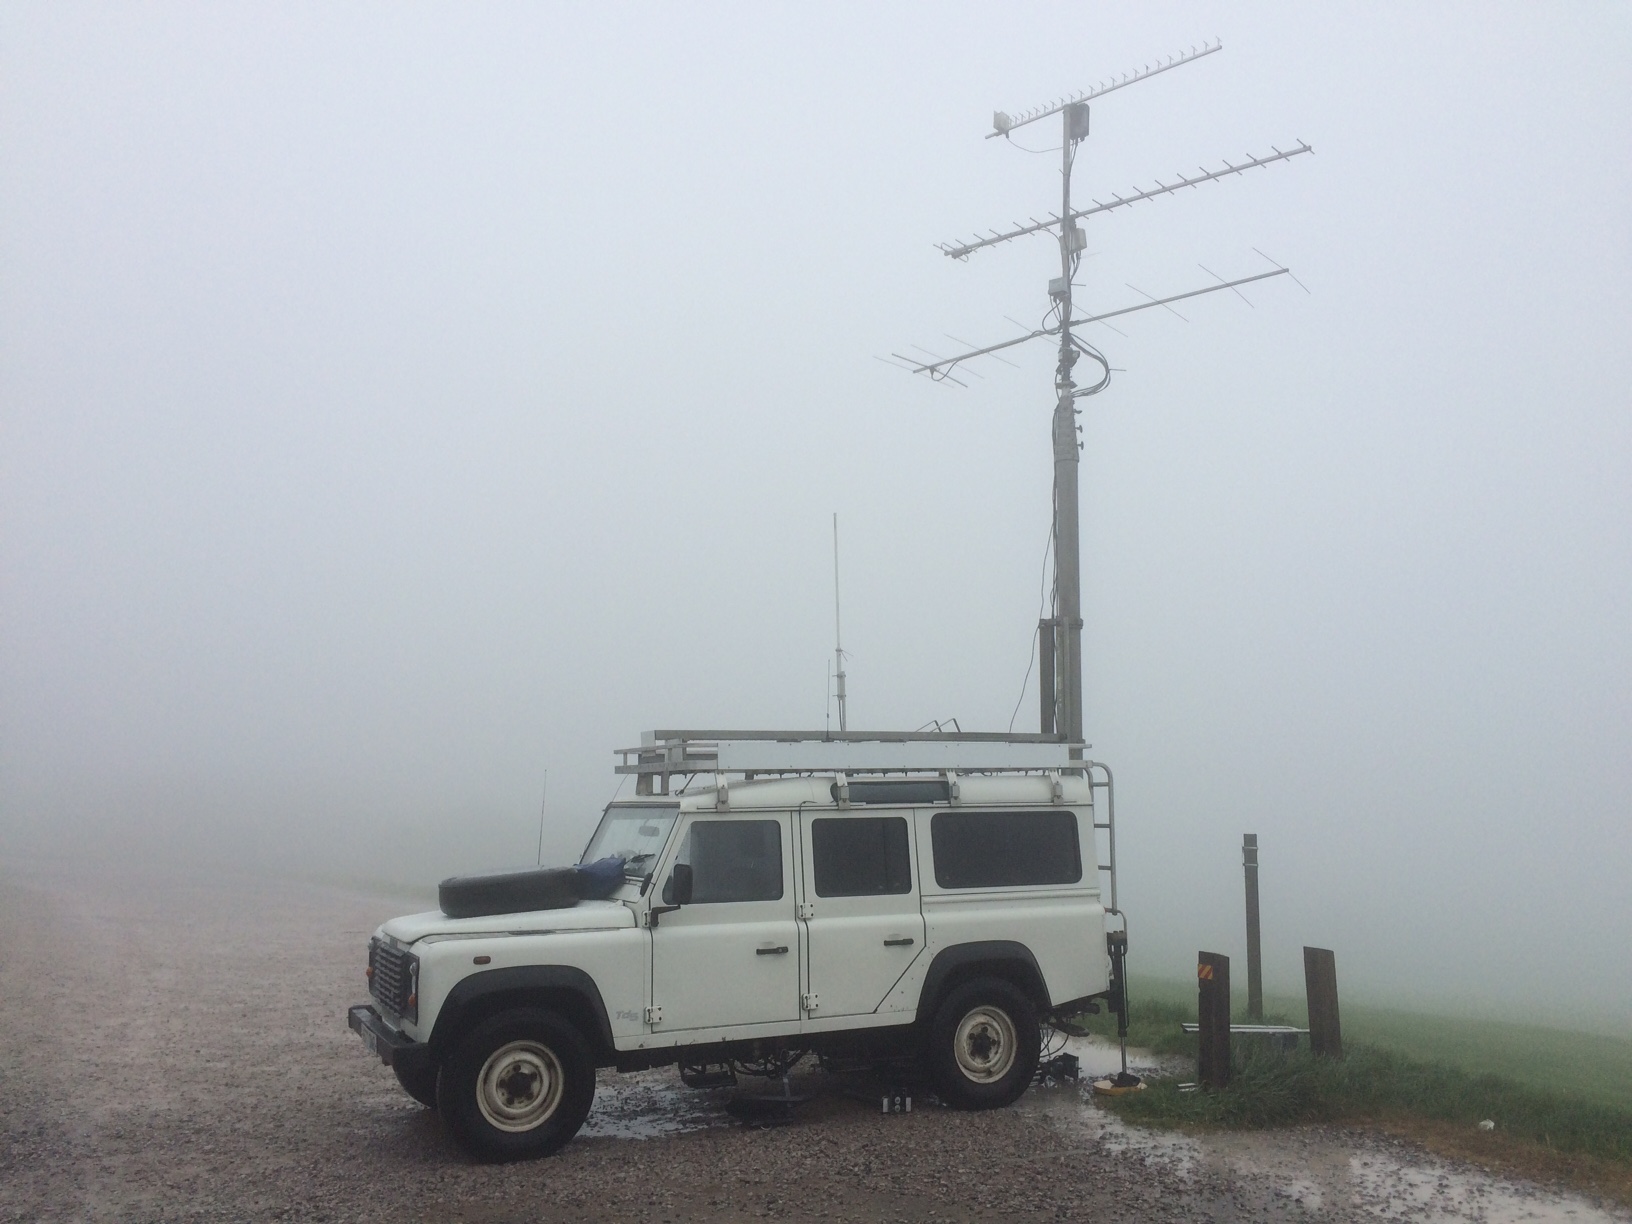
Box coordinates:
[3,4,1628,1032]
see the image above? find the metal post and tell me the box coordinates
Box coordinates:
[1303,946,1343,1058]
[1038,618,1056,735]
[1052,102,1089,748]
[1243,833,1263,1020]
[1197,951,1231,1089]
[1052,403,1082,744]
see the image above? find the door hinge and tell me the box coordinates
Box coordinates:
[644,1005,662,1025]
[802,993,819,1013]
[798,903,816,920]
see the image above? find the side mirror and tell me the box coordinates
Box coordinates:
[667,863,694,906]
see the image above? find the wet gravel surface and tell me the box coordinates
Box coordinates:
[1,863,1625,1224]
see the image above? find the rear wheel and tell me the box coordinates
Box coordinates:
[436,1009,596,1161]
[927,977,1040,1109]
[393,1061,439,1110]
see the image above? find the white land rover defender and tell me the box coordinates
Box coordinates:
[349,731,1127,1161]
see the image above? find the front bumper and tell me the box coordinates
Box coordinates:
[348,1004,433,1075]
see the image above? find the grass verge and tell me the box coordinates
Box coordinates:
[1112,1042,1632,1164]
[1067,996,1632,1205]
[1110,977,1632,1110]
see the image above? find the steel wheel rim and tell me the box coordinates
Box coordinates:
[953,1004,1018,1083]
[476,1039,565,1132]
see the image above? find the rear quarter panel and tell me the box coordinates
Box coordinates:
[912,806,1109,1008]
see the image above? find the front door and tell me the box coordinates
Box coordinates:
[649,813,801,1033]
[799,811,926,1020]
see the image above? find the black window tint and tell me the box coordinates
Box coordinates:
[684,819,783,903]
[930,811,1081,889]
[811,817,912,897]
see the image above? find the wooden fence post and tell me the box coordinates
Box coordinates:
[1197,951,1231,1089]
[1303,946,1342,1058]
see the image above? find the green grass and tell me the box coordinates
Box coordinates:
[1063,979,1632,1170]
[1085,977,1632,1111]
[1070,993,1201,1058]
[1105,1043,1632,1166]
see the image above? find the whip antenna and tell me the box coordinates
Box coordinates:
[535,770,548,866]
[832,513,849,733]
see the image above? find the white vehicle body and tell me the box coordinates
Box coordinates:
[350,738,1124,1159]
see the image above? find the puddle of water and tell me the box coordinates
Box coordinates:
[506,1046,1630,1223]
[1345,1150,1626,1224]
[1017,1061,1205,1178]
[1050,1034,1188,1080]
[1021,1069,1628,1224]
[579,1068,733,1140]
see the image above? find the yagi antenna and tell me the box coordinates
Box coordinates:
[898,263,1291,380]
[989,40,1222,138]
[886,41,1309,753]
[937,143,1313,260]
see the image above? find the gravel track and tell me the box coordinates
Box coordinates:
[1,863,1623,1224]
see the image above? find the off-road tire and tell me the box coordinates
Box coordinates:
[393,1061,439,1110]
[927,977,1040,1109]
[436,1008,596,1161]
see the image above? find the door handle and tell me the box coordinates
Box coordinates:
[883,937,915,947]
[756,945,789,955]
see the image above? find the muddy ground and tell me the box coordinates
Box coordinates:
[0,863,1623,1224]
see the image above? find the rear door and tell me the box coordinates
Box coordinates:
[798,811,926,1020]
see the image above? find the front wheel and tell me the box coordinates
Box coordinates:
[927,977,1040,1109]
[436,1009,596,1161]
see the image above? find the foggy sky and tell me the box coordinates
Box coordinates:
[3,3,1629,1032]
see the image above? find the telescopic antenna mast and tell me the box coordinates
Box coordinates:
[886,40,1310,750]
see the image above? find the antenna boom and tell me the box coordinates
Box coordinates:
[905,266,1292,377]
[939,143,1312,260]
[989,41,1221,138]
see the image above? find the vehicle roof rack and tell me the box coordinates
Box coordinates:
[616,729,1088,793]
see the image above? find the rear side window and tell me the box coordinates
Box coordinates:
[930,810,1081,889]
[680,819,784,903]
[811,817,912,897]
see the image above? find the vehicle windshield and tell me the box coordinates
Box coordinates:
[580,805,679,878]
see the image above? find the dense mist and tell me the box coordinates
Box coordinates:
[3,4,1628,1033]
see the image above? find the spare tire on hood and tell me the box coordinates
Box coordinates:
[438,866,580,918]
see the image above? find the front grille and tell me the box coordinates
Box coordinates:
[369,938,417,1021]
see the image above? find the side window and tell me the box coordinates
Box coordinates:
[930,810,1082,889]
[668,819,783,903]
[811,816,912,897]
